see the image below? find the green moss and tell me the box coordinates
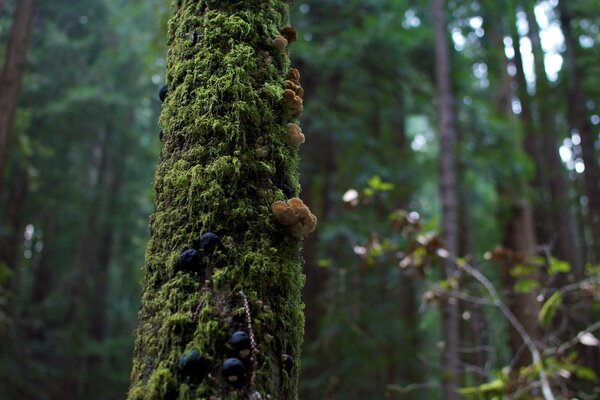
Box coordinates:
[128,1,306,399]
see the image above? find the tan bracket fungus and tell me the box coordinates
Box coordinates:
[271,198,317,239]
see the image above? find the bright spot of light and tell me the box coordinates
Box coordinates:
[343,189,359,203]
[353,245,367,256]
[469,16,483,30]
[519,37,536,89]
[559,145,572,162]
[403,9,421,29]
[579,35,594,48]
[299,4,310,14]
[591,115,600,125]
[572,132,581,145]
[24,224,35,240]
[452,29,466,51]
[544,53,563,81]
[575,160,585,173]
[512,98,522,114]
[151,74,162,84]
[411,134,427,151]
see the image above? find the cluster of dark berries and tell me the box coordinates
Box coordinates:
[177,232,223,273]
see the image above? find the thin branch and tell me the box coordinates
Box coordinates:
[440,252,556,400]
[545,320,600,356]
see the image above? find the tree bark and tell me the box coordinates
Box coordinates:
[525,6,581,273]
[128,2,308,399]
[432,0,461,398]
[0,0,35,190]
[558,1,600,266]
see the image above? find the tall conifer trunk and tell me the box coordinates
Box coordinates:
[128,2,313,399]
[0,0,35,189]
[432,0,460,398]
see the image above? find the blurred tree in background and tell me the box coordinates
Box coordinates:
[0,0,598,399]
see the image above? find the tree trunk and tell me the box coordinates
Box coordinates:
[432,0,461,398]
[558,1,600,266]
[128,3,309,399]
[0,0,35,190]
[525,6,581,273]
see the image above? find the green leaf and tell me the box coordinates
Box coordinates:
[538,291,563,328]
[458,378,505,396]
[511,264,536,278]
[574,366,598,381]
[367,175,394,192]
[514,279,540,293]
[548,257,570,275]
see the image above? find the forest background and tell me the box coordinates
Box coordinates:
[0,0,599,399]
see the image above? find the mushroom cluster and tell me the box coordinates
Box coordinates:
[283,68,304,119]
[271,198,317,238]
[287,123,305,146]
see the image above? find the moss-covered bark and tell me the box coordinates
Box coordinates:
[128,1,312,399]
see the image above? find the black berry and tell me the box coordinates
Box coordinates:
[280,183,293,198]
[178,350,209,380]
[159,84,168,102]
[200,232,221,254]
[230,331,251,358]
[159,129,164,141]
[282,354,294,372]
[178,249,202,271]
[222,358,246,388]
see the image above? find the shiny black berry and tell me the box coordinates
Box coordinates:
[178,350,209,380]
[200,232,221,254]
[222,358,246,388]
[159,84,168,102]
[230,331,251,359]
[282,354,294,372]
[178,249,202,271]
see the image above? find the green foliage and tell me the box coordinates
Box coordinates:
[538,291,563,328]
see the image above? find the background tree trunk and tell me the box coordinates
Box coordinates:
[0,0,35,190]
[558,1,600,266]
[432,0,461,398]
[128,2,307,399]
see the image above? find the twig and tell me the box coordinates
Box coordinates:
[545,320,600,356]
[441,252,556,400]
[240,290,258,390]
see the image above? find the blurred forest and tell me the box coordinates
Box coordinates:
[0,0,599,399]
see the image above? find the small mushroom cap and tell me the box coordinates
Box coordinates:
[178,249,203,271]
[287,68,300,83]
[272,35,288,52]
[281,26,298,43]
[159,84,168,102]
[200,232,221,254]
[287,123,305,145]
[222,358,247,388]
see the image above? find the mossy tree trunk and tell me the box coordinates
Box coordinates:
[128,1,313,399]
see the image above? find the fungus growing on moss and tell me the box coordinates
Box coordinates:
[286,68,300,83]
[282,354,294,372]
[272,35,288,52]
[271,197,317,238]
[199,232,221,254]
[287,123,305,145]
[280,26,297,43]
[283,89,303,119]
[159,84,168,102]
[178,249,203,271]
[222,358,247,388]
[178,350,210,381]
[230,331,251,359]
